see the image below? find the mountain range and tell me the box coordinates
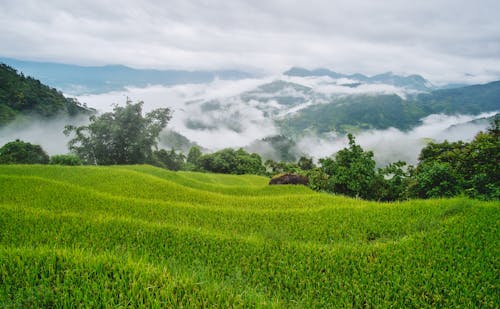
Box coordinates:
[284,67,434,91]
[0,57,253,95]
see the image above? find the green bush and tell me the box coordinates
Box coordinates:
[0,139,49,164]
[50,154,82,165]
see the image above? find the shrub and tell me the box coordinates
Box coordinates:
[50,154,82,165]
[0,139,49,164]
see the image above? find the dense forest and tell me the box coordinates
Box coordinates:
[0,63,93,126]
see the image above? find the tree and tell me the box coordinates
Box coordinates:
[409,115,499,200]
[376,161,409,201]
[64,100,171,165]
[297,156,314,171]
[319,134,378,199]
[186,146,202,166]
[0,139,49,164]
[153,149,185,171]
[198,148,266,175]
[407,162,463,198]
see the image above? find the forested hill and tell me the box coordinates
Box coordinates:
[278,80,500,135]
[0,63,93,126]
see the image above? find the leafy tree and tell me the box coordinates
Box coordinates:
[0,139,49,164]
[460,117,499,199]
[297,156,314,170]
[198,148,265,175]
[376,161,409,201]
[153,149,186,171]
[409,116,499,200]
[64,100,171,165]
[306,168,329,191]
[186,146,202,166]
[264,159,295,175]
[407,162,463,198]
[319,134,378,199]
[50,154,82,165]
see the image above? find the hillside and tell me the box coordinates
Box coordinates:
[278,80,500,135]
[173,73,500,140]
[0,63,93,126]
[1,165,498,307]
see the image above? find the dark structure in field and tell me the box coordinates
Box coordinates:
[269,173,309,186]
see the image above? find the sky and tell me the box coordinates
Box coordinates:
[1,0,500,84]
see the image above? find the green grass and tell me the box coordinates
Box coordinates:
[0,165,498,307]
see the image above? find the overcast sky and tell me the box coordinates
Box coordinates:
[1,0,500,83]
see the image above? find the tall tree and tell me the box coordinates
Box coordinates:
[64,100,171,165]
[319,134,378,199]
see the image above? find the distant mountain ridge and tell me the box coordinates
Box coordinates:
[284,67,433,91]
[0,57,254,95]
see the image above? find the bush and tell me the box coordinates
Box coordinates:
[50,154,82,165]
[0,139,49,164]
[407,162,463,199]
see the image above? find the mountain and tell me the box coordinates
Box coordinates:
[284,67,433,91]
[0,63,94,126]
[178,73,500,139]
[0,57,254,95]
[279,80,500,136]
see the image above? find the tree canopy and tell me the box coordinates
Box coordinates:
[0,139,49,164]
[64,100,171,165]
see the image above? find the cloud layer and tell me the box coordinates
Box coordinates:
[1,1,500,84]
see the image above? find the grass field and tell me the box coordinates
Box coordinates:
[0,164,498,307]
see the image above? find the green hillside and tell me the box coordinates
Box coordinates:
[0,165,498,307]
[0,63,93,126]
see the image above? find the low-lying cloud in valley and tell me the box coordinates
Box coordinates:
[70,77,497,165]
[1,74,495,164]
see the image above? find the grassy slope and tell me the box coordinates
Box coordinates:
[0,165,498,307]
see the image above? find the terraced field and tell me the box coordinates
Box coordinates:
[0,165,498,307]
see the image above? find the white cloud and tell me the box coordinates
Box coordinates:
[1,0,500,84]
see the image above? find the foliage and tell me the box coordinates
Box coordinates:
[376,161,410,201]
[409,116,499,200]
[0,63,92,126]
[407,162,464,198]
[64,100,171,165]
[49,154,82,166]
[197,148,266,175]
[0,165,498,307]
[297,156,314,170]
[186,146,202,167]
[319,134,378,199]
[0,139,49,164]
[152,149,185,171]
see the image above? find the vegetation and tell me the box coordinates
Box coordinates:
[49,154,82,166]
[0,165,498,307]
[408,117,500,200]
[279,81,500,135]
[197,148,266,175]
[0,139,49,164]
[64,100,171,165]
[0,63,92,126]
[309,118,499,201]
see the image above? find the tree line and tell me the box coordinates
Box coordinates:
[1,100,498,201]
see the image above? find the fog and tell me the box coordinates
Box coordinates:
[1,77,495,164]
[0,115,89,155]
[298,112,497,166]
